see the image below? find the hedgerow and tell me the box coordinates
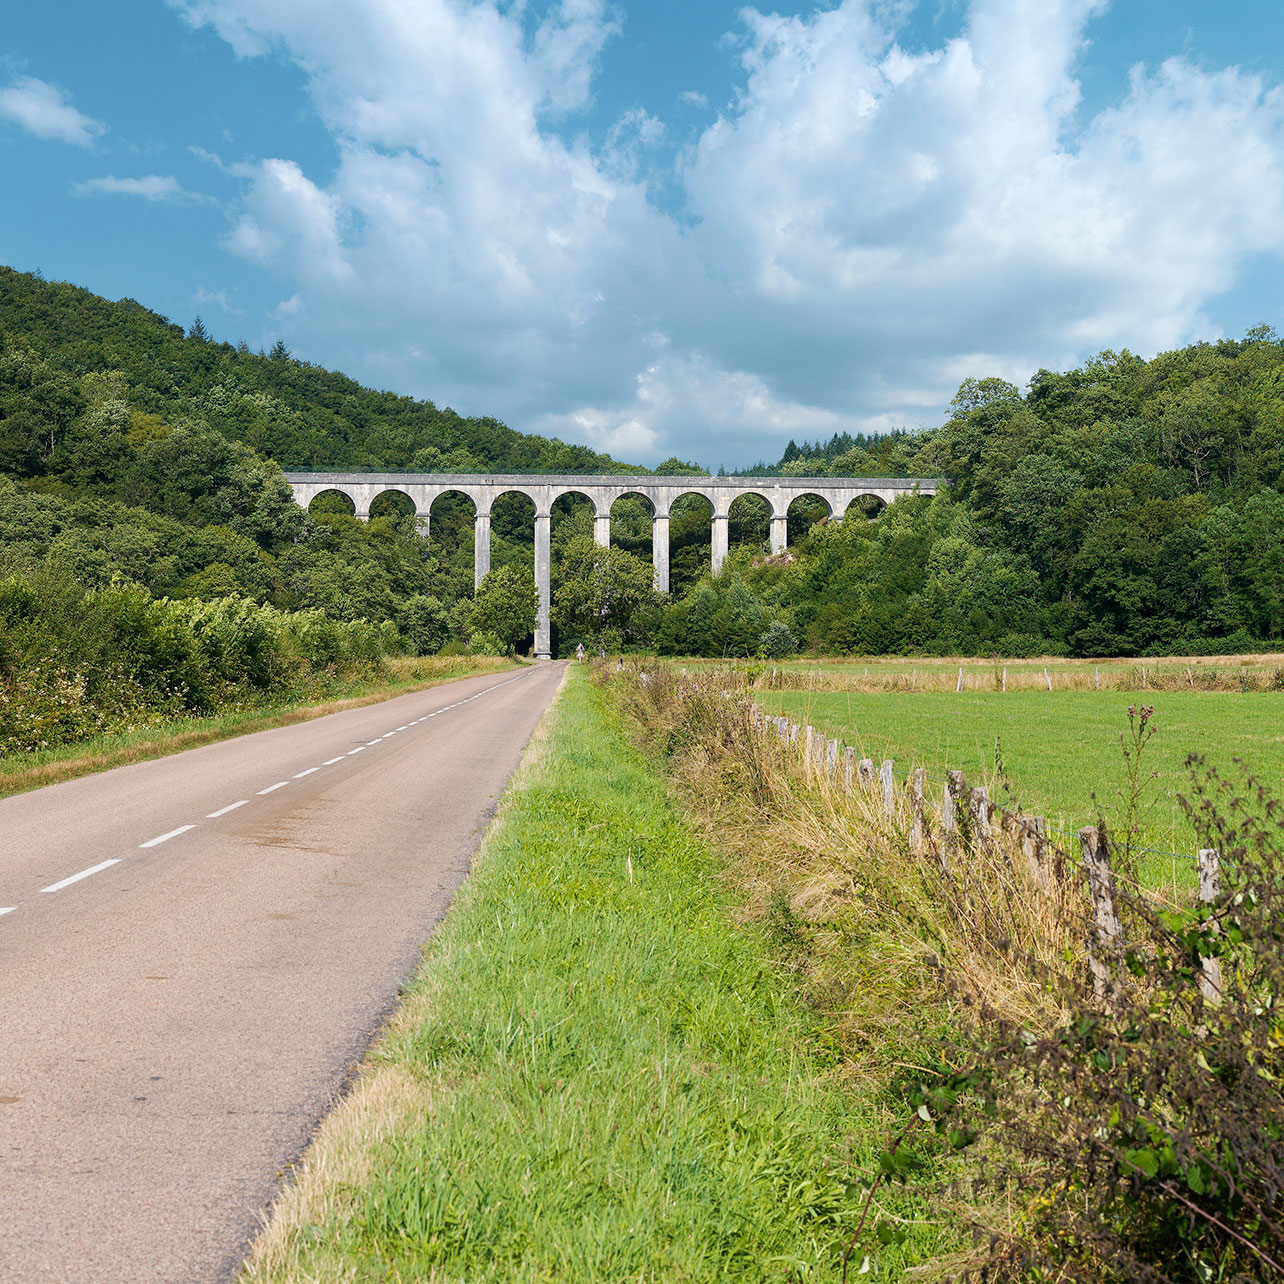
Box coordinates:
[0,569,399,755]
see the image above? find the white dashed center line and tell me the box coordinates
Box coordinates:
[347,746,365,755]
[322,756,345,765]
[139,825,196,849]
[257,782,289,795]
[294,767,320,778]
[0,907,15,917]
[41,860,120,893]
[207,800,248,819]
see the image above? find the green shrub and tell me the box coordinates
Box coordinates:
[0,569,398,756]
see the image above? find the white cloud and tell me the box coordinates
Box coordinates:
[167,0,1284,465]
[72,174,201,201]
[0,75,107,147]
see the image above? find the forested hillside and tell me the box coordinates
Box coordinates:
[716,336,1284,657]
[2,264,1282,664]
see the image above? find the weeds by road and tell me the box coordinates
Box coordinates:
[241,667,936,1283]
[0,654,518,798]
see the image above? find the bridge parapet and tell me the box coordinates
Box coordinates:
[283,472,943,657]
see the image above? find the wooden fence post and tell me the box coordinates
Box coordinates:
[969,786,993,842]
[843,746,855,792]
[956,666,964,693]
[789,722,799,744]
[1043,667,1052,692]
[812,730,826,775]
[879,759,895,818]
[1095,666,1100,691]
[1079,826,1124,1002]
[1198,847,1221,1004]
[825,738,838,776]
[857,758,875,790]
[1002,666,1007,692]
[803,725,815,778]
[1019,815,1048,891]
[909,768,926,855]
[941,770,964,871]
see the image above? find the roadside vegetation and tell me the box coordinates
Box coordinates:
[240,668,942,1283]
[606,663,1284,1282]
[0,651,517,799]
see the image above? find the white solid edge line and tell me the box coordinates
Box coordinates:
[322,756,345,765]
[257,781,289,795]
[139,824,196,849]
[294,767,320,777]
[40,859,121,893]
[207,800,248,819]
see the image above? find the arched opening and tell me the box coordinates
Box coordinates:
[550,490,596,552]
[368,488,416,520]
[307,488,356,519]
[609,492,655,561]
[489,490,536,574]
[427,489,478,600]
[729,492,770,556]
[786,492,833,546]
[550,490,597,658]
[670,491,713,597]
[846,494,887,521]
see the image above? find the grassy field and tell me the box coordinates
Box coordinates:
[241,667,938,1283]
[756,685,1284,884]
[0,653,519,799]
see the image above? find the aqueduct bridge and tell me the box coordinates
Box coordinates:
[284,472,941,659]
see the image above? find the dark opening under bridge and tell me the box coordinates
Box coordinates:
[284,472,942,659]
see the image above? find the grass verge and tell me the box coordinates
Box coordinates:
[0,654,519,799]
[240,667,935,1283]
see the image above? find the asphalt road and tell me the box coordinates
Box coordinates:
[0,660,567,1283]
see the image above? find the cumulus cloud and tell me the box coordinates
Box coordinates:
[167,0,1284,465]
[0,75,107,147]
[72,174,201,201]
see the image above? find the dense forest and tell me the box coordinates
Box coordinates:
[2,265,1282,670]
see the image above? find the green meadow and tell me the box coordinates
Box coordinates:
[757,686,1284,883]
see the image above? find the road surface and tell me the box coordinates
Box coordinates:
[0,661,566,1283]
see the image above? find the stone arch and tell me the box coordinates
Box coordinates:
[427,488,478,575]
[489,488,537,573]
[728,490,771,554]
[844,493,887,521]
[608,490,656,558]
[669,490,714,594]
[307,487,357,518]
[786,491,833,546]
[369,488,417,520]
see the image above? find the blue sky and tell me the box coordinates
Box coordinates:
[2,0,1283,467]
